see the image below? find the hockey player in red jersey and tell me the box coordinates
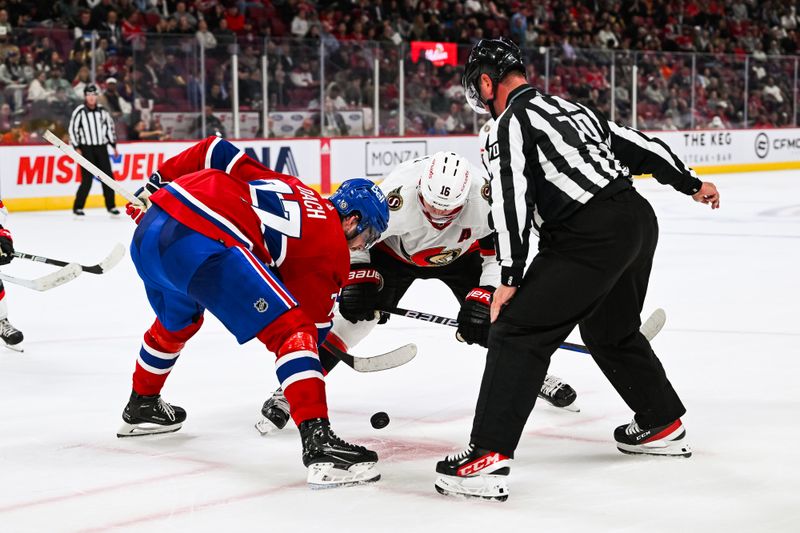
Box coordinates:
[119,136,389,488]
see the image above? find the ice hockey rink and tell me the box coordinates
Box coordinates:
[1,169,797,533]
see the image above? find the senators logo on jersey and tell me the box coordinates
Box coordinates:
[387,186,403,211]
[409,246,462,266]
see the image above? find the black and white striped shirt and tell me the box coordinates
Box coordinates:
[480,84,702,287]
[68,104,117,148]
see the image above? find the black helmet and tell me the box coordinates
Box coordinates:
[462,38,525,115]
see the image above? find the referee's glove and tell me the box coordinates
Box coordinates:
[456,286,494,347]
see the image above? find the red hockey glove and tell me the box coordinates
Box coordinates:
[338,263,383,323]
[126,202,145,224]
[456,286,494,346]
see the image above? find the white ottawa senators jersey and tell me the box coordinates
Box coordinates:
[351,154,500,287]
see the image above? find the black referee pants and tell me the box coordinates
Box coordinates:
[470,186,686,457]
[73,144,117,211]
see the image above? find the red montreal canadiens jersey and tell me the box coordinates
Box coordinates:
[150,137,349,334]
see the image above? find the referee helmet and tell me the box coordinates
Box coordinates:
[462,38,525,116]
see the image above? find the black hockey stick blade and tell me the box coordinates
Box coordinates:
[323,339,418,372]
[382,307,667,355]
[0,263,82,291]
[14,243,126,275]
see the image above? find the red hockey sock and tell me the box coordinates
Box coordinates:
[257,311,328,424]
[132,317,203,396]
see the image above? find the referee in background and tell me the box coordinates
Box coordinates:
[68,84,120,216]
[435,38,721,501]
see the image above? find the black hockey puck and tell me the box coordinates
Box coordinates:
[370,411,390,429]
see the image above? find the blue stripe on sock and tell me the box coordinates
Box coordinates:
[139,346,178,370]
[276,356,323,385]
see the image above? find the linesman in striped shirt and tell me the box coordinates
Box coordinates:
[434,38,721,501]
[68,84,120,216]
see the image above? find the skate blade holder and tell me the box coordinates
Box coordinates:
[434,473,509,501]
[307,461,380,489]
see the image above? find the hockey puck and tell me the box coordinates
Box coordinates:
[370,411,390,429]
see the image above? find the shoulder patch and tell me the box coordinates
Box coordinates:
[483,123,492,133]
[481,182,491,201]
[387,186,403,211]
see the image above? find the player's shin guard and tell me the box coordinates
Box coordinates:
[131,317,203,396]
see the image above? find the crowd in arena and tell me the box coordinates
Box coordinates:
[1,0,799,142]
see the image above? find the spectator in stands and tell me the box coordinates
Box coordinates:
[99,77,132,119]
[762,77,784,107]
[171,2,197,29]
[289,58,318,88]
[224,6,245,34]
[0,9,12,36]
[45,66,72,96]
[28,70,55,103]
[128,118,170,140]
[268,67,290,108]
[161,53,186,88]
[0,49,27,112]
[427,116,448,135]
[291,7,311,39]
[322,99,348,137]
[208,82,230,109]
[196,19,217,50]
[73,9,97,40]
[294,116,320,137]
[192,105,226,138]
[444,101,468,133]
[100,10,123,49]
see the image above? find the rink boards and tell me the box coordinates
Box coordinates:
[2,127,800,211]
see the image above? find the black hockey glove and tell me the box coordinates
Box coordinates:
[338,263,382,323]
[456,286,494,347]
[0,227,14,265]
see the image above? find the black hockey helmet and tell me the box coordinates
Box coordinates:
[462,38,525,115]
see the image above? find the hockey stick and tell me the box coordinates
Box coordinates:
[381,307,667,354]
[43,130,143,207]
[0,263,82,291]
[13,243,126,275]
[322,338,418,373]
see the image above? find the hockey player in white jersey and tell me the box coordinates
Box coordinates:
[256,151,578,435]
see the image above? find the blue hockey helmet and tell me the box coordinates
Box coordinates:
[329,178,390,249]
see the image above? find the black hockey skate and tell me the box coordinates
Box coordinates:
[300,418,380,488]
[538,374,579,412]
[615,418,692,457]
[117,390,186,437]
[255,387,290,436]
[0,318,24,351]
[434,444,511,501]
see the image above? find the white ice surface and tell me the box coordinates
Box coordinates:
[1,171,798,532]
